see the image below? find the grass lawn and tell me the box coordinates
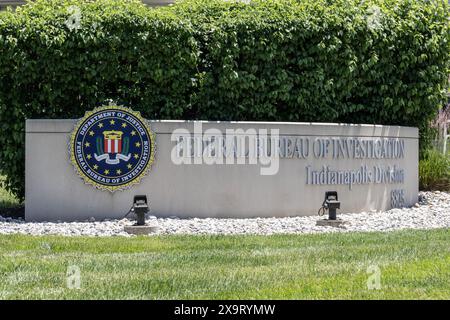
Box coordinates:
[0,177,448,299]
[0,176,19,209]
[0,229,449,299]
[0,176,23,218]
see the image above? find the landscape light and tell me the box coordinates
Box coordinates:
[319,191,341,220]
[123,195,158,235]
[132,195,149,226]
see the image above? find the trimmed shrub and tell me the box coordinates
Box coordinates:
[0,0,199,198]
[419,149,450,191]
[0,0,449,199]
[172,0,449,125]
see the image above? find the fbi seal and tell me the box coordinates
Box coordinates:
[69,105,155,192]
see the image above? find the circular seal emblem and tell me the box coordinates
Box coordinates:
[69,105,155,192]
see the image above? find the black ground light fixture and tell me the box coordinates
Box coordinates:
[318,191,340,220]
[132,195,149,226]
[123,195,158,235]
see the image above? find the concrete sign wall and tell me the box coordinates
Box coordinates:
[25,120,418,221]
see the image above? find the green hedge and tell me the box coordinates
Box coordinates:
[0,0,199,198]
[0,0,449,199]
[171,0,449,123]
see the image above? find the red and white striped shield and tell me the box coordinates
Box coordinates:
[103,131,123,154]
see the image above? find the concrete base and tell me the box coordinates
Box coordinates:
[316,219,347,228]
[124,224,159,235]
[25,119,419,221]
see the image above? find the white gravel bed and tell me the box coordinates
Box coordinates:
[0,191,449,237]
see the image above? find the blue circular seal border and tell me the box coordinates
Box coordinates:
[69,105,156,192]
